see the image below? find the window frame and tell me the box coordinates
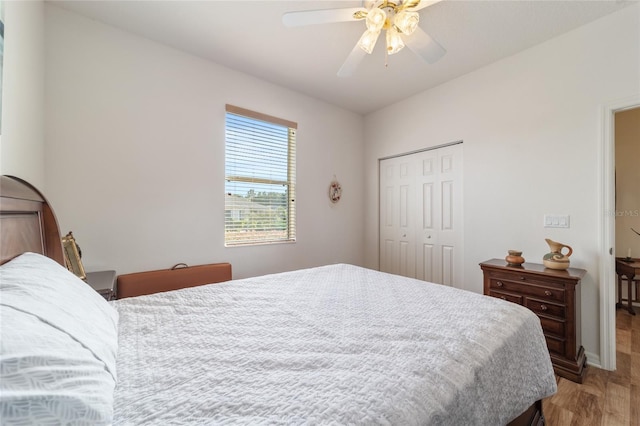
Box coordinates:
[224,104,297,247]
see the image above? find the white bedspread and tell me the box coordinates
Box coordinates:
[113,264,556,425]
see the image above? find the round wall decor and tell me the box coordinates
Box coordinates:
[329,179,342,203]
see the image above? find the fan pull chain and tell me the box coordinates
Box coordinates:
[385,47,389,68]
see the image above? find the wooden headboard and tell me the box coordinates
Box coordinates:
[0,175,64,266]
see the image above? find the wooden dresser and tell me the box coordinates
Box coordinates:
[480,259,587,383]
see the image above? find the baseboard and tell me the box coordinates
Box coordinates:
[585,351,602,369]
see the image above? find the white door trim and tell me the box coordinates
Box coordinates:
[379,140,463,161]
[599,94,640,371]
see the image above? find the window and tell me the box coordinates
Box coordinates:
[224,104,296,246]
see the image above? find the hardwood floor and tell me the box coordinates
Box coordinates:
[542,308,640,425]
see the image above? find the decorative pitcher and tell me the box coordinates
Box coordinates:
[543,238,572,270]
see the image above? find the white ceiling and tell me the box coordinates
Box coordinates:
[50,0,635,115]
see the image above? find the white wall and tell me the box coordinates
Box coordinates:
[0,0,45,189]
[44,5,365,279]
[363,4,640,364]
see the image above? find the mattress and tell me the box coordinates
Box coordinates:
[112,264,556,425]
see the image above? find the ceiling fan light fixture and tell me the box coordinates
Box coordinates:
[394,10,419,35]
[358,29,381,54]
[282,0,447,76]
[365,7,386,32]
[386,26,405,54]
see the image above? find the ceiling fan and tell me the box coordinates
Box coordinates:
[282,0,446,77]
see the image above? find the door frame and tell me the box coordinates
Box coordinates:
[599,95,640,371]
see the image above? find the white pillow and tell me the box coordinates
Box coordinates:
[0,252,119,424]
[1,306,115,425]
[0,252,119,378]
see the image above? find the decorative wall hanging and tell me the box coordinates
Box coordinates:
[329,178,342,203]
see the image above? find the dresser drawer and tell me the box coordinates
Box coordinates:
[488,277,565,303]
[539,316,566,338]
[545,335,566,356]
[489,290,523,305]
[525,297,565,319]
[487,269,570,288]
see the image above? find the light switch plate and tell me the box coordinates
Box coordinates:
[544,214,570,228]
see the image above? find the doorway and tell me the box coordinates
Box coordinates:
[600,97,640,371]
[379,142,463,287]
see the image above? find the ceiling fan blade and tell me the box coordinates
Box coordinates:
[337,44,367,78]
[404,26,446,64]
[282,7,364,27]
[410,0,444,12]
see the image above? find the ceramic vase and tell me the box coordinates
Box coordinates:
[505,250,525,266]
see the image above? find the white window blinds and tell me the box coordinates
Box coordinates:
[224,105,297,246]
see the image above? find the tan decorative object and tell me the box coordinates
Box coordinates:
[543,238,573,270]
[505,250,525,266]
[62,231,86,280]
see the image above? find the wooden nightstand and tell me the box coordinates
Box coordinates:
[86,270,117,301]
[480,259,586,383]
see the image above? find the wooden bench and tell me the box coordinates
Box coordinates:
[116,262,232,299]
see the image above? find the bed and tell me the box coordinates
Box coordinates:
[0,175,557,425]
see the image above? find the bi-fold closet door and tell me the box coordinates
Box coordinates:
[379,143,463,287]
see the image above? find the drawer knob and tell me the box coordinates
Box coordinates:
[500,296,507,300]
[544,290,552,296]
[519,276,526,281]
[496,281,503,287]
[540,304,548,311]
